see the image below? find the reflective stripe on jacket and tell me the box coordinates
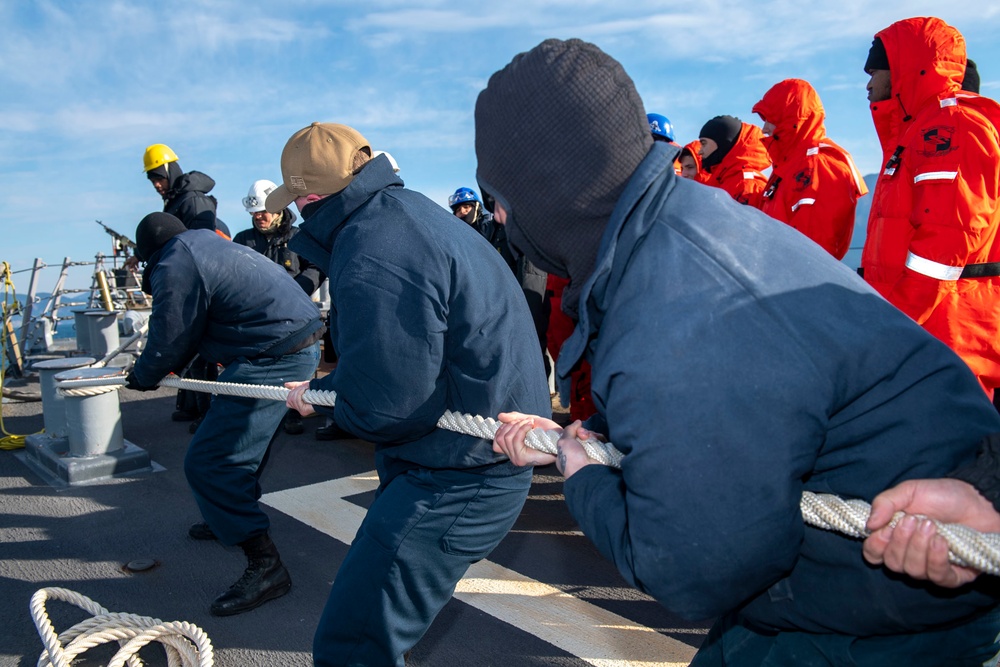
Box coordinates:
[861,17,1000,392]
[753,79,868,260]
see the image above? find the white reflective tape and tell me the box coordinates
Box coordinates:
[806,147,820,156]
[905,252,963,280]
[743,171,758,180]
[940,97,958,107]
[913,171,958,183]
[791,198,816,212]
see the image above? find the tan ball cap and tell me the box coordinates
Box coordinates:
[266,122,371,213]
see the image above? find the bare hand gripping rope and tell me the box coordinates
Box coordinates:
[56,374,1000,576]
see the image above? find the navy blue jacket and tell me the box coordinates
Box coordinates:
[132,229,322,386]
[560,142,1000,635]
[290,154,550,472]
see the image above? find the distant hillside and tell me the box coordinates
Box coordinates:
[840,173,878,272]
[7,293,54,311]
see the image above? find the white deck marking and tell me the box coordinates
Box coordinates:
[262,472,696,667]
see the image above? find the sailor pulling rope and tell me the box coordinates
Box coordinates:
[55,373,1000,576]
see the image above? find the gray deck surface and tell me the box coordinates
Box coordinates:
[1,380,708,666]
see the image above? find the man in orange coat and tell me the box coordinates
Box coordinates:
[678,140,710,184]
[861,17,1000,397]
[698,115,770,207]
[753,79,869,260]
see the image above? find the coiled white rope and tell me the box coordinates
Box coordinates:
[54,374,1000,575]
[31,587,213,667]
[59,384,119,397]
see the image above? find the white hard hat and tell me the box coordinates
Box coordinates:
[373,151,400,173]
[243,179,278,213]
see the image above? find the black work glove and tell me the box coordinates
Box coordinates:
[124,371,158,392]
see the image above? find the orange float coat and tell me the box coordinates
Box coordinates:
[679,140,711,184]
[753,79,868,260]
[861,17,1000,393]
[702,123,769,207]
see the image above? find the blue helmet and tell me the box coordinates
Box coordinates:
[647,113,675,142]
[448,187,481,209]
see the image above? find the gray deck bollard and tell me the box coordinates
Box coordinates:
[31,357,97,438]
[72,309,103,355]
[21,366,153,486]
[84,310,120,360]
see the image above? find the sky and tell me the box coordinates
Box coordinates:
[2,1,999,290]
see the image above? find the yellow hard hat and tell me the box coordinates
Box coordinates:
[142,144,179,173]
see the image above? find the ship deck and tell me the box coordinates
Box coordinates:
[1,377,708,666]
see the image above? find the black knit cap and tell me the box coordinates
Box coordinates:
[699,115,742,170]
[864,37,889,73]
[963,59,980,94]
[134,212,187,262]
[475,38,652,320]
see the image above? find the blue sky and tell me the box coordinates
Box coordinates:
[2,1,998,289]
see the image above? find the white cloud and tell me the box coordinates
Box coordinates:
[3,0,999,287]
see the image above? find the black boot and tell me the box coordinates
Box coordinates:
[188,521,217,541]
[282,410,304,435]
[210,533,291,616]
[315,419,352,441]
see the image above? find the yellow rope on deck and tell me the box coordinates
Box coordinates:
[0,260,39,450]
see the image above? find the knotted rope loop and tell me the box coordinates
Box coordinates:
[30,587,213,667]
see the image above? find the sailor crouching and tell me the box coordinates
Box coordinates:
[125,212,323,616]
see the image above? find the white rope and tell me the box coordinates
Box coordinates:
[30,587,213,667]
[801,491,1000,575]
[58,384,119,397]
[53,374,1000,575]
[92,321,148,368]
[59,375,626,467]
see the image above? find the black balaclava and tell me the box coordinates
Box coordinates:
[146,161,184,194]
[864,37,889,73]
[699,115,742,171]
[963,59,980,93]
[475,38,652,321]
[135,212,187,262]
[456,202,481,226]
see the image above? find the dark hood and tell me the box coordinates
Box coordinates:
[168,170,216,198]
[147,160,184,191]
[475,38,652,320]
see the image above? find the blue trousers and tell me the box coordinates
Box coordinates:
[691,607,1000,667]
[184,345,319,546]
[313,465,533,666]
